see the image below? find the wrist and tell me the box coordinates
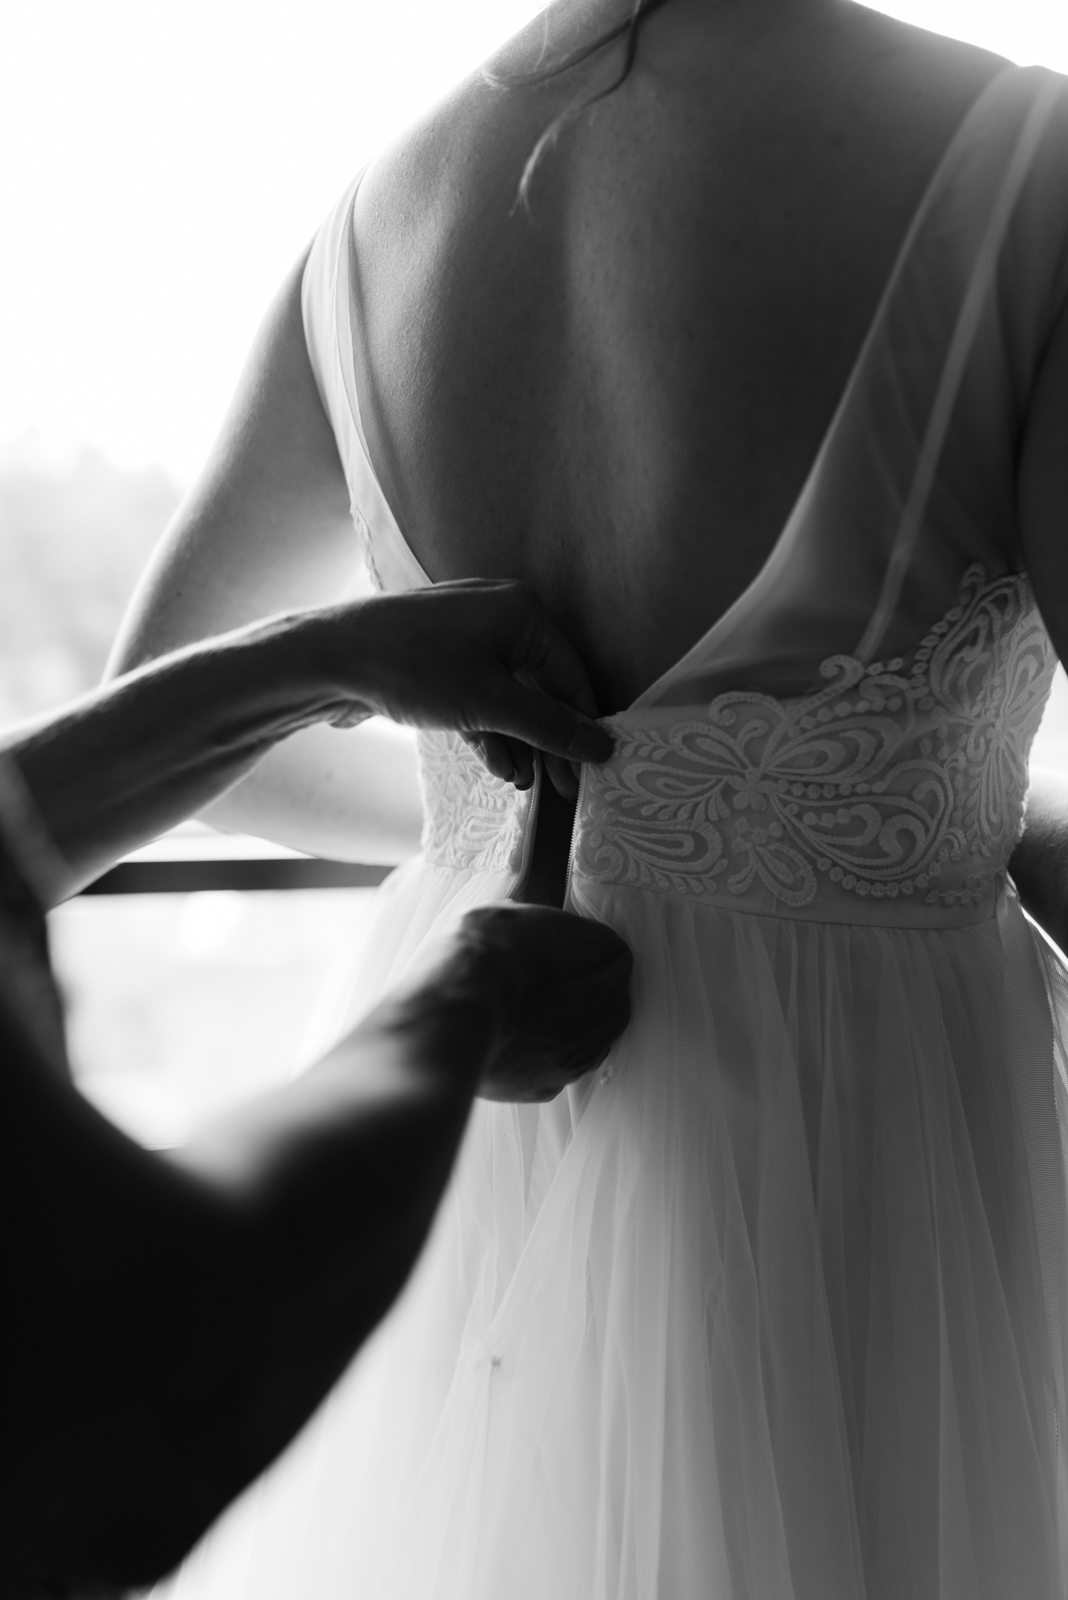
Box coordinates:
[387,986,499,1094]
[368,940,507,1097]
[278,603,379,729]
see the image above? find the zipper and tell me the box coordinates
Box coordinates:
[563,758,588,912]
[508,753,543,901]
[510,744,595,907]
[565,753,619,1087]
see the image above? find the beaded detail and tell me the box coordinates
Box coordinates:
[573,568,1054,913]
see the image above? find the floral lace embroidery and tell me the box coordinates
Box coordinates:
[574,567,1054,910]
[418,729,532,876]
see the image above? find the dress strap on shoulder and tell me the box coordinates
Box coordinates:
[856,71,1064,666]
[334,176,431,594]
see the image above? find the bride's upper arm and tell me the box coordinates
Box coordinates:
[1020,293,1068,663]
[107,247,359,675]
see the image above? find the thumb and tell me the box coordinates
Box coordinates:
[474,677,615,765]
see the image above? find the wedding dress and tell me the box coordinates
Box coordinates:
[159,64,1068,1599]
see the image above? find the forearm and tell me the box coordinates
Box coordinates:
[4,613,356,901]
[3,901,629,1589]
[9,575,611,900]
[4,980,492,1591]
[150,1026,482,1572]
[199,718,423,862]
[172,991,491,1465]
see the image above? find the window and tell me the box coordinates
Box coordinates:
[3,0,1067,1145]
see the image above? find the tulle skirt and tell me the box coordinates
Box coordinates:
[157,859,1068,1599]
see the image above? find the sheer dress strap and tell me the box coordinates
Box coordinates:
[632,65,1068,714]
[334,179,430,595]
[856,73,1065,665]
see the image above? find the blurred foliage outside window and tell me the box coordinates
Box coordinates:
[0,442,377,1146]
[3,437,1067,1148]
[0,441,180,722]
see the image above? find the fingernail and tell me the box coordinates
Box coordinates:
[568,724,614,763]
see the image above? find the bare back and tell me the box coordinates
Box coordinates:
[349,0,1008,713]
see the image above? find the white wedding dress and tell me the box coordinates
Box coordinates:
[159,65,1068,1599]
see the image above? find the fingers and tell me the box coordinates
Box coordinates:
[503,590,603,723]
[323,578,615,780]
[461,903,630,964]
[475,677,615,767]
[456,906,633,1103]
[460,905,632,1013]
[463,738,575,797]
[543,753,580,800]
[460,731,535,789]
[453,583,614,768]
[503,737,536,790]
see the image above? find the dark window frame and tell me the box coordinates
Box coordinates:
[80,857,393,894]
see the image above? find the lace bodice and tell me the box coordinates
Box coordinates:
[572,568,1054,925]
[417,568,1055,926]
[300,66,1068,928]
[418,728,535,877]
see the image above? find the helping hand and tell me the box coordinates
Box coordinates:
[453,905,632,1102]
[312,579,614,796]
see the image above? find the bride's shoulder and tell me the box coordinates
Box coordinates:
[354,6,582,233]
[356,0,1025,224]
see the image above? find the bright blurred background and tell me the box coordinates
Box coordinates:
[1,0,1066,1144]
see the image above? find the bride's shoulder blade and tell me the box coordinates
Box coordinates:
[346,3,1045,711]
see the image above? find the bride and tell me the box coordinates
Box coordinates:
[112,0,1068,1593]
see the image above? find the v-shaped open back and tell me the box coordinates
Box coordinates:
[565,67,1068,929]
[300,60,1068,922]
[304,65,1068,720]
[166,53,1068,1600]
